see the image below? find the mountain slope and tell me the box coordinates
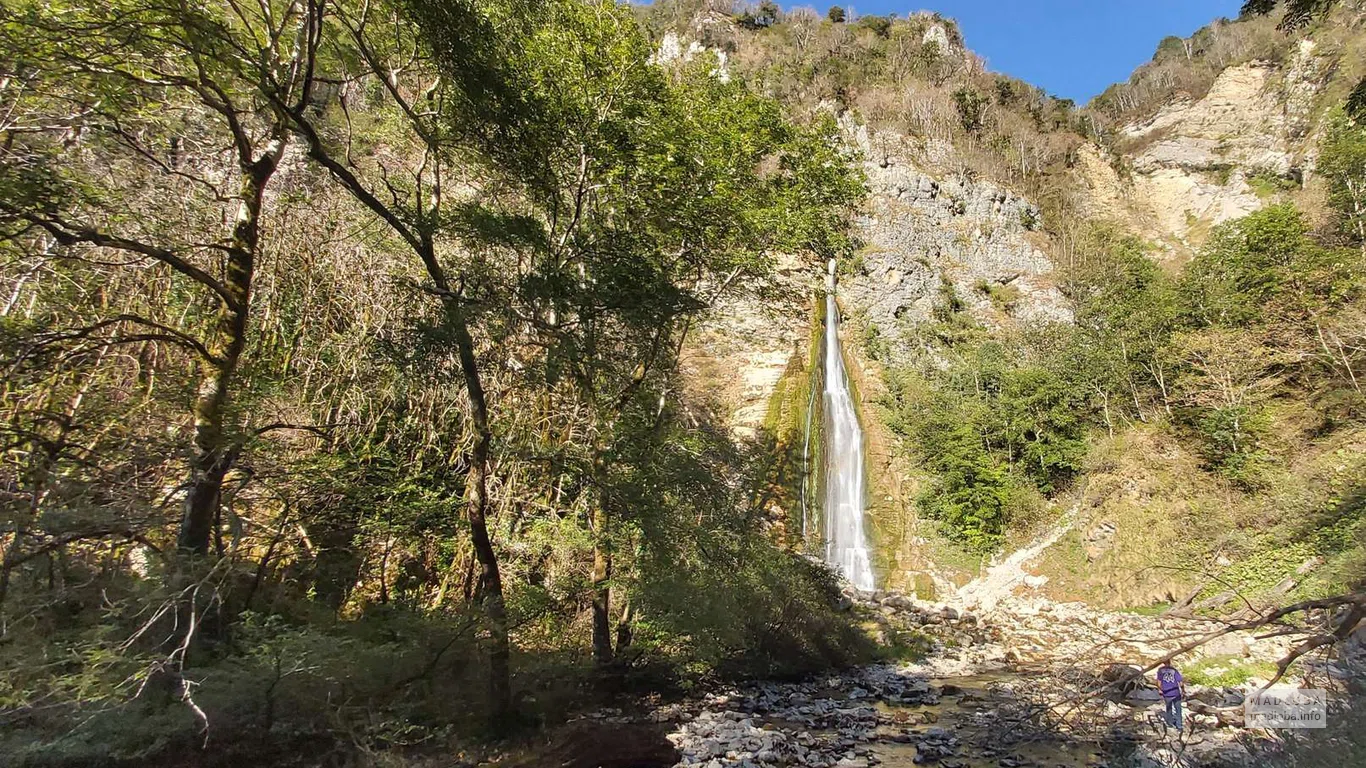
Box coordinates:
[647,1,1366,612]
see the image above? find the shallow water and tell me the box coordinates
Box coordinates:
[869,674,1109,767]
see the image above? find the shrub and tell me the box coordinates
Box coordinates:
[952,88,990,133]
[1318,110,1366,245]
[633,544,877,678]
[855,15,892,38]
[915,399,1018,551]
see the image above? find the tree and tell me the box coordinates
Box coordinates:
[855,15,892,38]
[828,6,846,23]
[758,0,780,26]
[1173,329,1283,485]
[0,0,881,754]
[1318,110,1366,250]
[1064,227,1180,418]
[735,1,779,29]
[1154,34,1196,62]
[1241,0,1364,117]
[1241,0,1337,30]
[1182,205,1360,338]
[0,0,319,561]
[913,391,1015,552]
[266,0,550,722]
[281,0,861,686]
[953,88,990,133]
[1348,79,1366,121]
[432,5,860,665]
[995,367,1087,492]
[1182,205,1308,327]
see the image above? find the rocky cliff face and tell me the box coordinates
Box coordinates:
[679,252,817,441]
[841,121,1072,356]
[1079,39,1332,255]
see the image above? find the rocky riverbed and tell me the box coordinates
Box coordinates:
[565,585,1353,768]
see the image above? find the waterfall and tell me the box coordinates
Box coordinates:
[821,265,875,591]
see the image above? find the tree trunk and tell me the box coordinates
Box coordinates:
[448,303,511,723]
[178,152,280,554]
[290,100,512,721]
[591,504,613,666]
[615,596,635,655]
[589,445,615,666]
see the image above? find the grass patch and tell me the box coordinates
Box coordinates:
[1246,168,1299,199]
[1185,655,1278,687]
[972,279,1022,313]
[1119,601,1173,617]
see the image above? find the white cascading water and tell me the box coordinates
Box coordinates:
[821,262,875,591]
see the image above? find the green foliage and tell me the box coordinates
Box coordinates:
[994,79,1019,106]
[1241,0,1338,31]
[635,541,876,678]
[994,366,1088,491]
[827,6,846,23]
[901,198,1365,548]
[1119,601,1174,617]
[0,0,871,761]
[1165,207,1361,480]
[1183,205,1309,325]
[952,88,990,133]
[884,330,1084,551]
[1153,35,1190,62]
[1245,168,1299,199]
[1192,401,1275,486]
[0,600,511,763]
[1348,77,1366,120]
[928,278,980,346]
[974,279,1022,312]
[1180,205,1360,343]
[854,15,892,38]
[861,316,891,362]
[1317,110,1366,244]
[912,392,1018,551]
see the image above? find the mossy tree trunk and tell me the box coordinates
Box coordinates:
[591,503,613,665]
[179,150,284,554]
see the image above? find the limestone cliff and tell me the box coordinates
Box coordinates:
[1079,38,1336,256]
[842,120,1072,346]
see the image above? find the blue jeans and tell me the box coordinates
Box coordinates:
[1164,696,1183,728]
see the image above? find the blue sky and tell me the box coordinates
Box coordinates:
[834,1,1246,103]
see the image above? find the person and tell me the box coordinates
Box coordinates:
[1156,659,1186,730]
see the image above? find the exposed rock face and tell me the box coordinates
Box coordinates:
[653,31,732,82]
[1088,43,1330,251]
[921,22,953,53]
[839,123,1071,360]
[680,253,816,440]
[1116,64,1287,247]
[1123,64,1294,175]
